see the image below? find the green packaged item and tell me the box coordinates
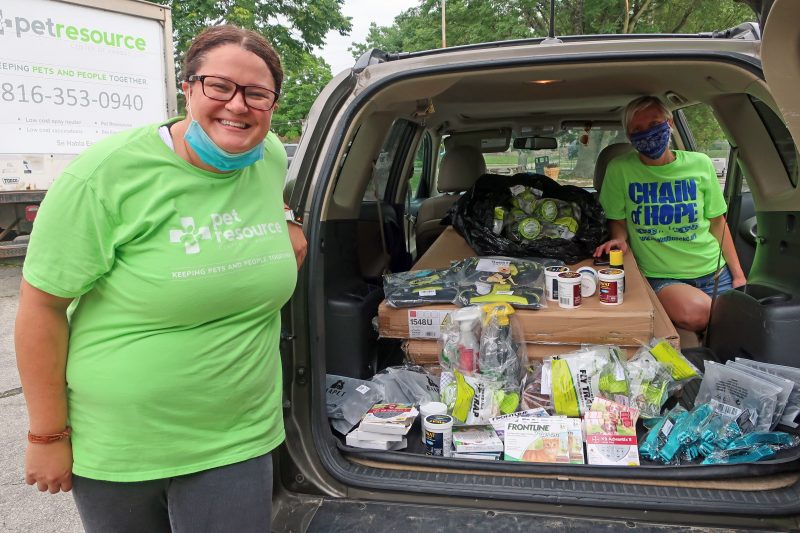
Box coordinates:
[627,348,672,418]
[536,198,559,222]
[553,216,579,237]
[508,208,528,222]
[597,347,630,405]
[648,339,701,382]
[492,206,506,235]
[549,347,614,417]
[551,358,581,417]
[508,217,542,242]
[512,189,539,214]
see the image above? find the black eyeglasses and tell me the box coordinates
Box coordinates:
[187,75,279,111]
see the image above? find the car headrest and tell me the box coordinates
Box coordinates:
[593,143,635,192]
[437,145,488,193]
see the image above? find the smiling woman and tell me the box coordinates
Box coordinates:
[15,24,307,533]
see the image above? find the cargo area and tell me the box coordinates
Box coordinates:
[317,224,800,493]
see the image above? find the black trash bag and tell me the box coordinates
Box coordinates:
[445,173,608,264]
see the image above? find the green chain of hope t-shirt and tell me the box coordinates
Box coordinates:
[23,119,297,482]
[599,150,728,279]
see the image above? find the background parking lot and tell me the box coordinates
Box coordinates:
[0,261,82,533]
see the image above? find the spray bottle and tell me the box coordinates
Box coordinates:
[479,303,515,379]
[452,306,482,374]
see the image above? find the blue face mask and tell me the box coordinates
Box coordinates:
[629,121,671,160]
[184,118,264,172]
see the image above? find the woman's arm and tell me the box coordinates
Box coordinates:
[709,215,746,288]
[594,219,629,256]
[15,279,74,493]
[287,224,307,269]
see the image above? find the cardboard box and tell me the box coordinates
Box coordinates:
[401,290,680,366]
[379,227,657,345]
[403,339,638,366]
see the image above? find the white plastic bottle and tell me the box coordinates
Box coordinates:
[452,306,482,373]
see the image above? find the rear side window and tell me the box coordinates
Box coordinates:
[363,120,416,202]
[679,103,734,191]
[750,96,800,187]
[410,133,432,200]
[443,127,628,189]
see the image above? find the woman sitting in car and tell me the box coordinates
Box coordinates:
[594,95,746,332]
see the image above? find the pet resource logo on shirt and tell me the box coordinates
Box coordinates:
[169,209,283,255]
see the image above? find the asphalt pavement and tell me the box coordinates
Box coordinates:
[0,261,83,533]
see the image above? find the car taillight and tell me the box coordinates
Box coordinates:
[25,205,38,222]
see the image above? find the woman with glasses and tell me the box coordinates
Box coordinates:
[16,25,306,532]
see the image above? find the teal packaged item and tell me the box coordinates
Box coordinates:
[701,445,776,465]
[726,431,797,449]
[658,403,714,463]
[698,416,743,456]
[639,406,687,461]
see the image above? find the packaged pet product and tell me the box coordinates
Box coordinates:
[503,417,584,464]
[549,347,613,417]
[696,361,782,433]
[584,398,640,466]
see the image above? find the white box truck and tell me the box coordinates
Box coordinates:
[0,0,177,256]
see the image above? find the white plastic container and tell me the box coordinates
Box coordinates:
[544,266,570,301]
[598,268,625,305]
[557,272,583,309]
[419,402,448,443]
[424,414,454,457]
[576,266,598,298]
[452,306,482,373]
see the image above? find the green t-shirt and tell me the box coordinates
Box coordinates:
[23,121,297,482]
[599,150,727,278]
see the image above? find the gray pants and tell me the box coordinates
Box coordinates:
[72,453,273,533]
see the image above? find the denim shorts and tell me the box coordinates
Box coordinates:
[646,265,733,297]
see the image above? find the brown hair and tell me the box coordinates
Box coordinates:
[183,25,284,95]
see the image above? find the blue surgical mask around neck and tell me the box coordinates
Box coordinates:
[183,112,264,172]
[629,121,671,160]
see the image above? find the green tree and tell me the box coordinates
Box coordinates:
[273,54,333,140]
[351,0,754,56]
[166,0,352,139]
[350,0,754,173]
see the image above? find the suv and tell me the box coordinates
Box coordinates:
[276,1,800,529]
[283,143,298,168]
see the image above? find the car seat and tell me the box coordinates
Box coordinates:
[414,145,486,256]
[593,142,635,192]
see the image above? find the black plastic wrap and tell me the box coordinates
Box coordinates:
[446,173,608,264]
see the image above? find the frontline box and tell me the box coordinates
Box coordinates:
[503,417,584,464]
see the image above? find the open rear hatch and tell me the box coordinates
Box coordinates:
[284,0,800,523]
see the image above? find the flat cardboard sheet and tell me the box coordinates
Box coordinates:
[379,227,671,346]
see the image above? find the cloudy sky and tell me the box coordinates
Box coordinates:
[317,0,420,75]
